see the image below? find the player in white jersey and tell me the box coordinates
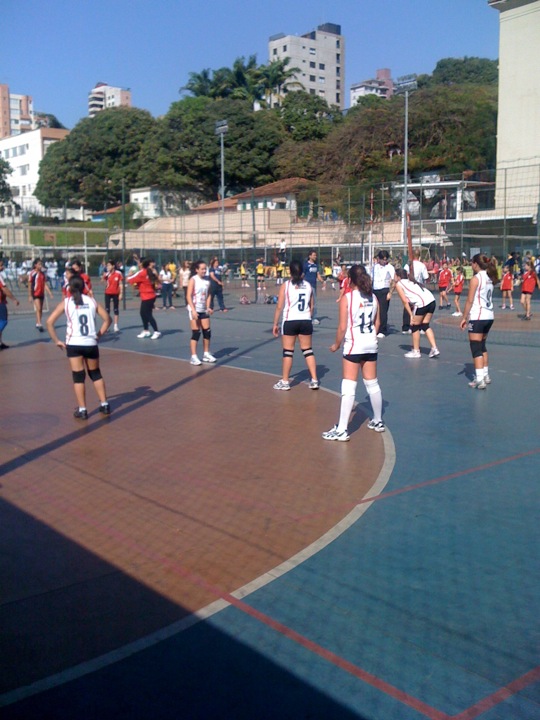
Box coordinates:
[186,260,216,365]
[272,259,319,390]
[323,264,385,441]
[460,253,498,389]
[46,275,111,419]
[394,269,440,359]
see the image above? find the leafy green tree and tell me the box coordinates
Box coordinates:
[35,107,156,210]
[280,91,342,141]
[0,157,12,203]
[261,57,303,107]
[418,57,498,88]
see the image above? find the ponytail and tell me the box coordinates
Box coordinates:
[472,254,499,284]
[69,275,85,306]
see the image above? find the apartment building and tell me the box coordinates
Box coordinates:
[350,69,394,106]
[88,82,132,118]
[268,22,345,109]
[0,127,69,218]
[0,84,34,139]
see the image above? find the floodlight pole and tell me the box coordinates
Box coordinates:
[215,120,228,261]
[121,178,126,311]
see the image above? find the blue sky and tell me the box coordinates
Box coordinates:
[1,0,499,129]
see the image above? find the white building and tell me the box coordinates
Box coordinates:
[350,69,394,106]
[489,0,540,215]
[88,82,132,118]
[0,127,69,220]
[268,23,345,109]
[0,84,35,139]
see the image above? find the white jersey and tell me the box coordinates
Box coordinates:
[65,295,98,346]
[404,260,429,284]
[398,279,435,309]
[372,262,395,290]
[189,274,209,314]
[342,290,379,356]
[281,280,313,324]
[470,270,494,320]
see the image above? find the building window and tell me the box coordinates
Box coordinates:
[310,89,316,95]
[336,80,341,89]
[336,54,341,63]
[273,48,277,56]
[310,61,316,68]
[336,67,341,77]
[319,77,325,83]
[336,39,340,48]
[283,45,287,52]
[309,48,316,55]
[309,75,316,82]
[336,93,340,104]
[319,63,325,70]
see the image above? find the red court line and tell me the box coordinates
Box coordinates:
[451,665,540,720]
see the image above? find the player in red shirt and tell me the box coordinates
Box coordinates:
[452,266,465,316]
[28,258,53,331]
[520,260,540,320]
[0,259,20,348]
[499,268,514,310]
[438,262,453,310]
[126,256,161,339]
[102,260,123,332]
[70,259,93,297]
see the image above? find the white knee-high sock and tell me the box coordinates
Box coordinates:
[337,379,357,432]
[363,378,383,423]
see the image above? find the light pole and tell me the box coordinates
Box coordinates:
[215,120,228,261]
[121,178,126,311]
[395,76,418,260]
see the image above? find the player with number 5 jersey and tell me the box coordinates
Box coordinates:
[47,275,112,419]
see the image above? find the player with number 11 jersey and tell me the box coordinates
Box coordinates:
[342,290,379,356]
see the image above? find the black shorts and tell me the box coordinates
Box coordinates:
[66,344,99,360]
[105,294,120,314]
[415,300,436,316]
[282,319,313,336]
[438,286,448,292]
[521,290,532,295]
[344,352,378,364]
[467,319,494,335]
[32,295,44,302]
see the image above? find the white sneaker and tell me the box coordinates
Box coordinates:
[429,347,440,359]
[404,350,421,358]
[367,419,385,433]
[402,329,412,334]
[484,375,491,385]
[376,333,385,339]
[451,312,462,317]
[150,331,162,340]
[137,330,151,338]
[469,378,487,389]
[322,426,350,442]
[309,379,320,390]
[202,352,216,363]
[273,379,290,391]
[114,324,120,332]
[190,355,202,365]
[313,318,320,325]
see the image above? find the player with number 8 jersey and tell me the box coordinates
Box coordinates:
[65,293,99,345]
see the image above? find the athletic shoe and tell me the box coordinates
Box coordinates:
[510,305,514,309]
[312,319,320,325]
[150,331,162,340]
[484,375,491,385]
[429,347,440,359]
[0,342,9,349]
[367,419,385,433]
[309,379,320,390]
[137,330,151,338]
[524,315,531,321]
[99,402,111,415]
[273,379,291,391]
[404,350,421,358]
[190,355,202,365]
[36,324,44,332]
[322,426,350,442]
[500,305,506,309]
[452,312,462,317]
[420,329,426,335]
[202,352,216,363]
[402,329,412,334]
[468,378,487,389]
[376,333,385,339]
[114,324,119,332]
[73,408,88,419]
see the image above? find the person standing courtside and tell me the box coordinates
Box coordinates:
[303,250,324,324]
[371,250,395,338]
[28,259,53,332]
[102,259,123,332]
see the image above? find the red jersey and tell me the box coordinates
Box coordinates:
[127,268,156,300]
[0,277,7,304]
[521,270,538,294]
[453,273,464,294]
[500,271,513,292]
[438,268,452,288]
[29,269,46,297]
[104,269,123,295]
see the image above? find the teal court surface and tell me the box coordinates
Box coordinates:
[0,286,539,720]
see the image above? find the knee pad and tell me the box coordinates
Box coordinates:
[470,339,483,358]
[202,328,211,340]
[302,347,314,358]
[420,322,430,332]
[481,337,487,354]
[341,378,357,398]
[72,369,86,384]
[363,378,381,396]
[191,329,201,341]
[88,368,102,382]
[283,349,294,358]
[411,325,421,333]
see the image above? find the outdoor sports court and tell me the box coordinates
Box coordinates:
[1,287,539,719]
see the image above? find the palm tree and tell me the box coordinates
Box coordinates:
[180,69,214,97]
[261,57,304,108]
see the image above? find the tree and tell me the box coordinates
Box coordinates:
[35,107,156,210]
[0,158,12,203]
[418,57,498,88]
[280,91,342,142]
[261,57,303,107]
